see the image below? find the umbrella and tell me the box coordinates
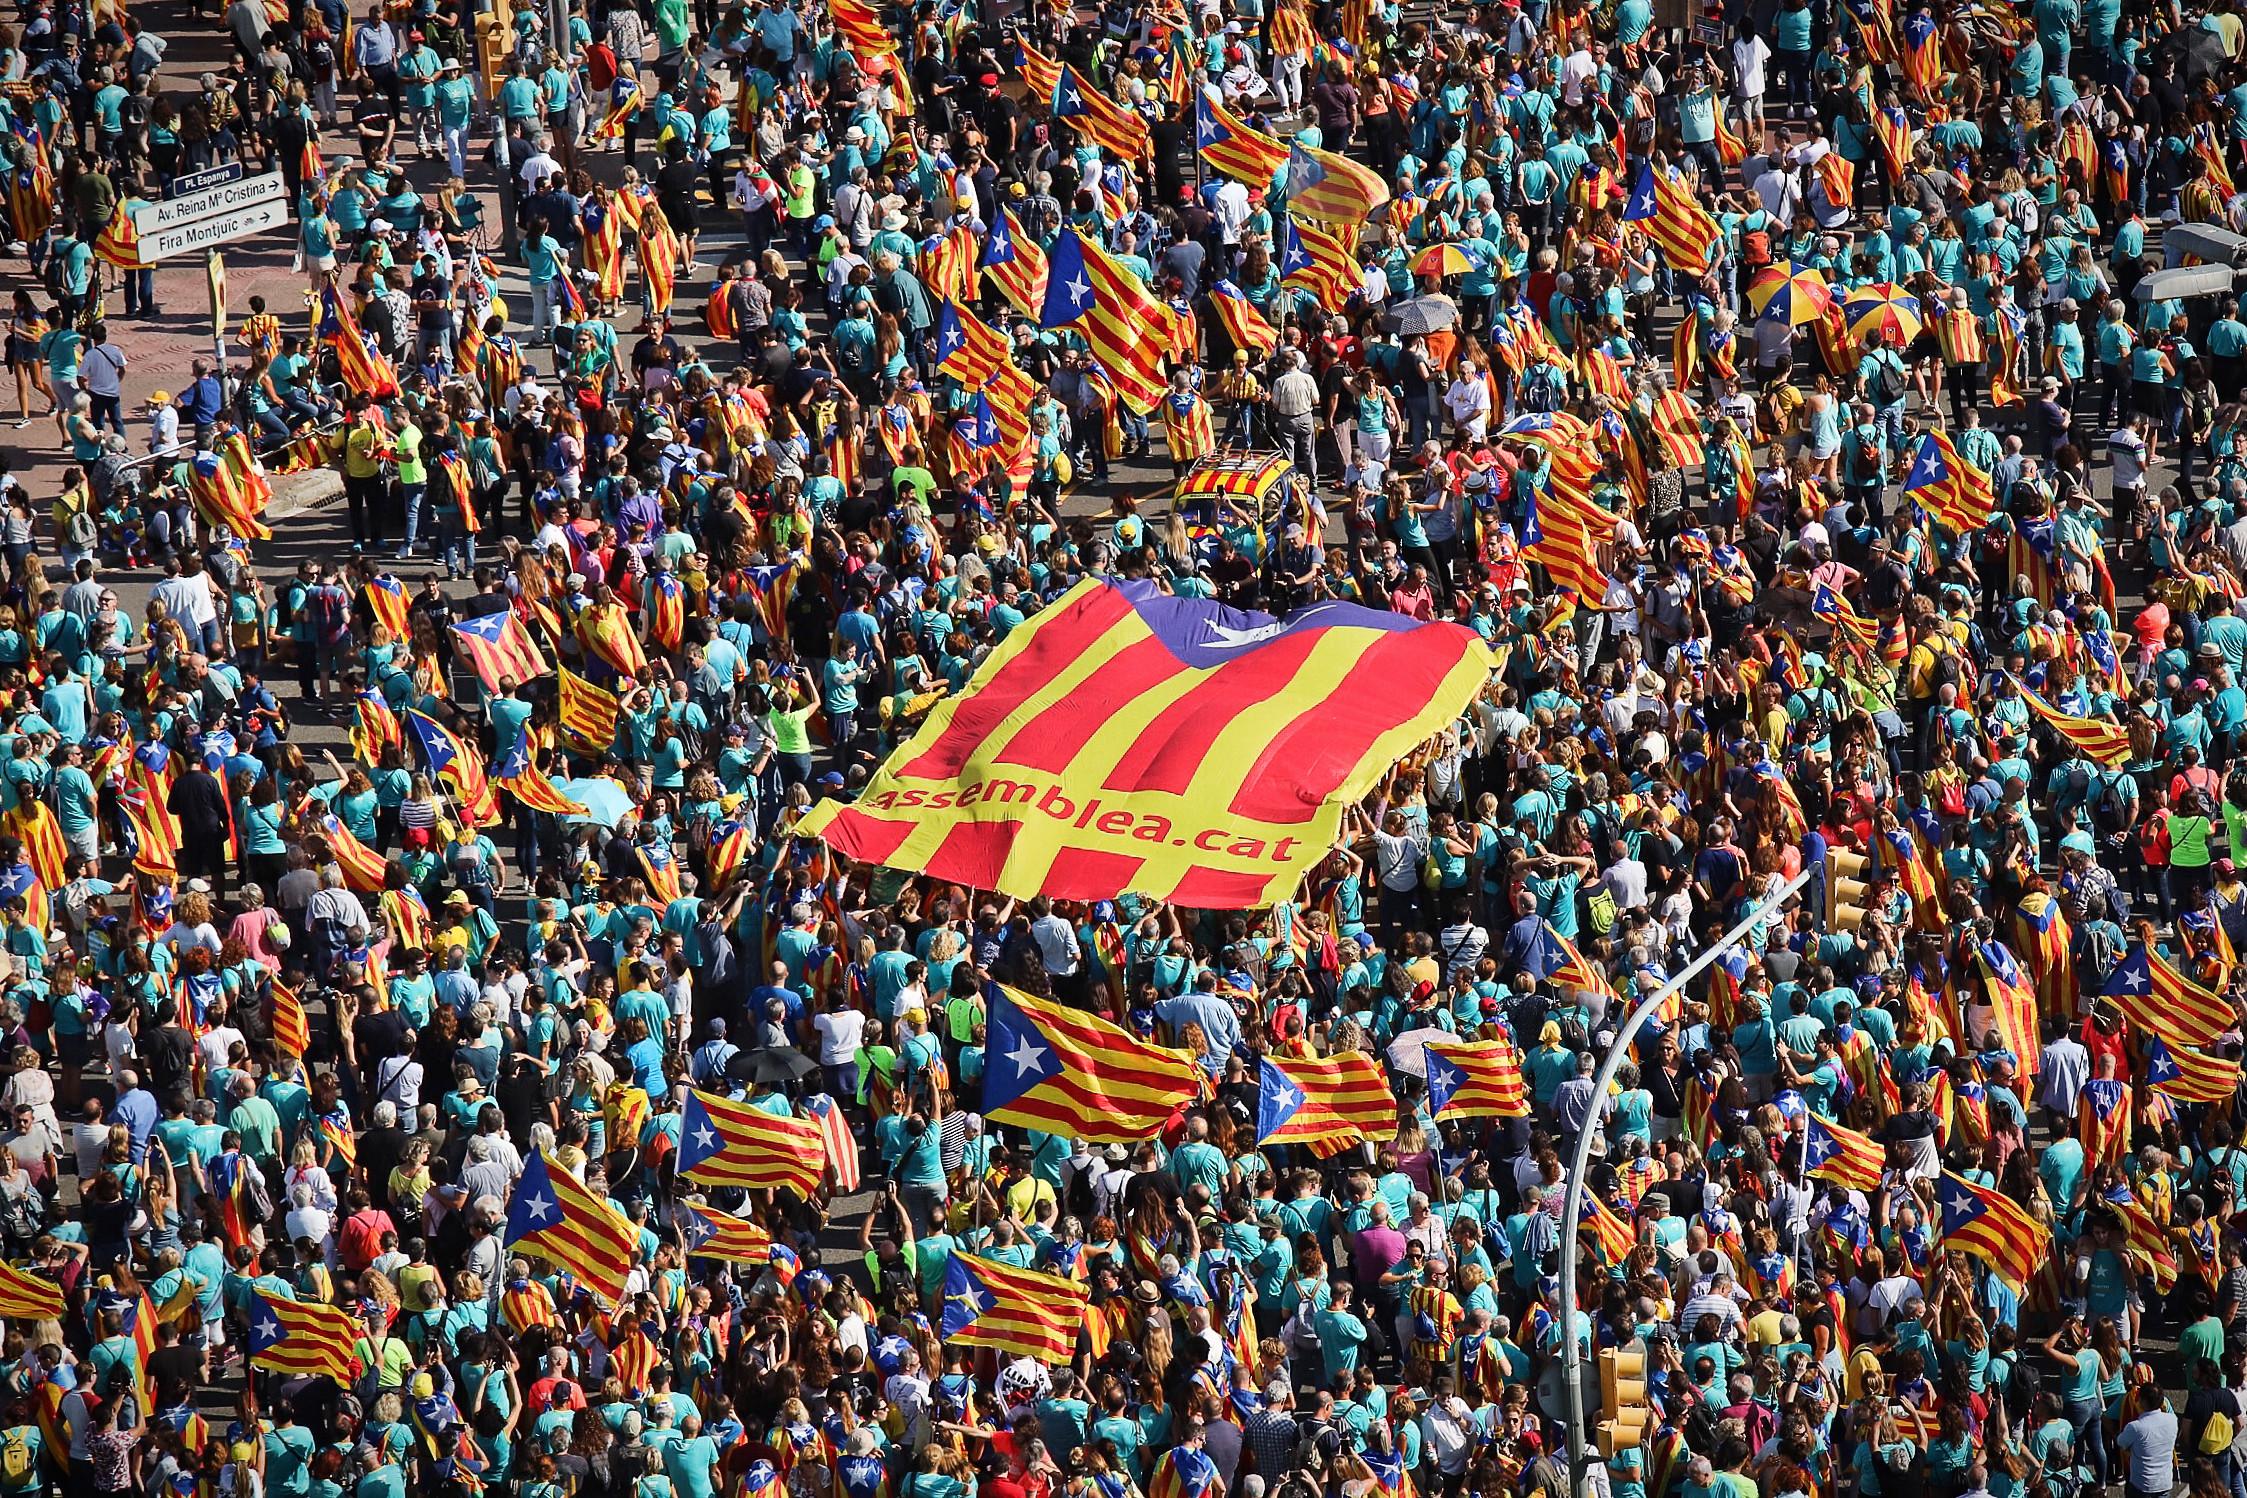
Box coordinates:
[1410,243,1476,278]
[1843,283,1924,346]
[727,1047,819,1087]
[1381,294,1457,335]
[1747,262,1835,326]
[560,777,636,827]
[1386,1026,1455,1078]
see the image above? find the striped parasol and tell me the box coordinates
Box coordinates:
[1842,283,1926,345]
[1410,242,1477,277]
[1747,262,1836,326]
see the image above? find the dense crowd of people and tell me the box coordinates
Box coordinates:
[8,0,2247,1496]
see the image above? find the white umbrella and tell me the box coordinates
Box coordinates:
[1386,1026,1454,1078]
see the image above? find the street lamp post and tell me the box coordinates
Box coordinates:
[1557,866,1814,1495]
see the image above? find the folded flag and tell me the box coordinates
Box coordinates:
[941,1251,1089,1363]
[985,983,1202,1143]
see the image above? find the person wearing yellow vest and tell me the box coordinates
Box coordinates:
[1935,287,1986,427]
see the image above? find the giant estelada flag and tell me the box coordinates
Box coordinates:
[798,578,1489,904]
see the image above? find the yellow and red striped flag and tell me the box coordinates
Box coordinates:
[1715,113,1748,168]
[2105,944,2234,1047]
[504,1151,638,1302]
[1257,1049,1396,1149]
[983,207,1050,320]
[270,979,309,1058]
[2077,1077,2132,1167]
[1050,64,1149,159]
[679,1088,826,1198]
[1582,1194,1638,1265]
[796,577,1488,906]
[1813,583,1878,657]
[1279,213,1359,309]
[1207,278,1277,353]
[1648,389,1703,467]
[1286,139,1390,225]
[935,298,1013,387]
[0,1259,62,1320]
[247,1292,361,1385]
[1621,163,1719,277]
[93,199,147,269]
[404,709,500,829]
[317,282,399,399]
[558,666,622,754]
[1196,93,1289,187]
[1935,1171,2049,1291]
[319,814,388,892]
[1976,941,2042,1073]
[4,801,66,892]
[1549,924,1620,1005]
[495,730,588,817]
[940,1252,1089,1363]
[681,1203,774,1261]
[1423,1037,1529,1120]
[1803,1115,1886,1190]
[1014,37,1063,99]
[1042,228,1168,414]
[2145,1034,2240,1103]
[2009,674,2133,767]
[986,984,1202,1143]
[450,610,548,692]
[2102,1183,2179,1292]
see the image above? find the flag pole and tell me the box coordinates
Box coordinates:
[1560,867,1811,1494]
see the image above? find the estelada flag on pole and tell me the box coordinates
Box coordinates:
[678,1087,826,1198]
[247,1292,361,1385]
[495,729,588,817]
[982,207,1050,320]
[450,610,547,693]
[504,1150,638,1302]
[1257,1049,1396,1149]
[940,1252,1089,1363]
[984,983,1202,1143]
[270,978,309,1058]
[1285,138,1390,224]
[1581,1193,1638,1265]
[318,282,399,398]
[1934,1170,2050,1292]
[2145,1033,2240,1104]
[1196,92,1290,187]
[318,813,387,892]
[682,1202,773,1261]
[1423,1037,1529,1120]
[1803,1114,1887,1190]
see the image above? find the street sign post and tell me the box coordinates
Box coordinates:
[139,199,288,264]
[168,163,245,198]
[207,251,228,373]
[132,172,285,237]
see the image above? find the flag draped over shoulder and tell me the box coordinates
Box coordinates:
[2009,674,2132,766]
[984,984,1203,1142]
[940,1252,1089,1362]
[678,1088,827,1197]
[504,1151,638,1302]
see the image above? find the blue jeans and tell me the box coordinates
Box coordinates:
[399,481,426,551]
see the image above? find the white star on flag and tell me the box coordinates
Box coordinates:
[525,1192,554,1222]
[1006,1035,1050,1076]
[1065,274,1091,306]
[692,1125,717,1150]
[255,1316,279,1341]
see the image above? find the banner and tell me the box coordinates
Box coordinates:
[798,578,1490,905]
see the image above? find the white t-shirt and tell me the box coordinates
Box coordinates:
[1732,36,1771,96]
[812,1008,865,1065]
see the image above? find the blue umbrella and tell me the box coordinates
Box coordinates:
[560,777,636,827]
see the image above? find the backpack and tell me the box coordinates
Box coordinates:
[1741,226,1773,268]
[2091,772,2133,836]
[1870,353,1907,405]
[0,1425,31,1486]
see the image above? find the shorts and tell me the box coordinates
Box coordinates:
[55,1030,90,1068]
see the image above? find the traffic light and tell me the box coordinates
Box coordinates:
[474,13,507,100]
[1826,846,1873,932]
[1598,1339,1652,1460]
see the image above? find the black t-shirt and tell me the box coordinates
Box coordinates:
[148,1342,203,1405]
